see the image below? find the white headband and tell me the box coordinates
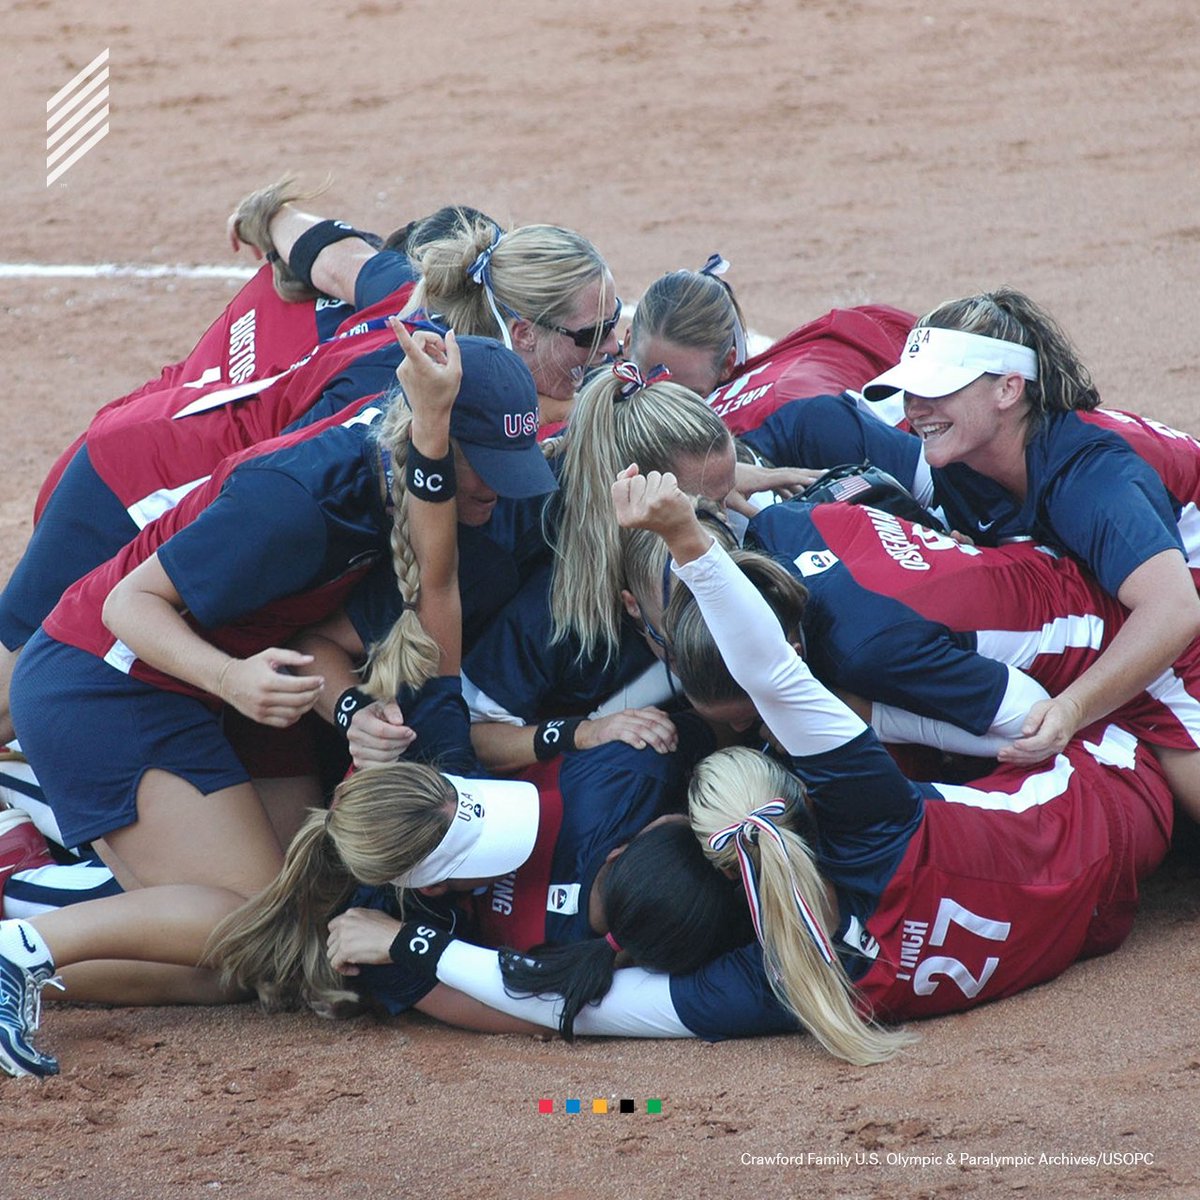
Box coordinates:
[863,326,1038,402]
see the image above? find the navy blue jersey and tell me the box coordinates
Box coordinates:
[394,674,479,776]
[158,418,389,631]
[747,501,1010,734]
[461,563,658,722]
[743,393,925,490]
[932,410,1184,594]
[354,250,419,313]
[541,714,716,945]
[313,295,359,340]
[344,523,522,653]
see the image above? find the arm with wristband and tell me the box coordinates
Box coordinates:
[394,318,462,677]
[227,178,381,304]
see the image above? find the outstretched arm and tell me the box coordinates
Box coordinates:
[228,177,379,304]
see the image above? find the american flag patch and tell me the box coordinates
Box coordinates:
[827,473,873,501]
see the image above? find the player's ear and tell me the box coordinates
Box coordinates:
[995,372,1027,413]
[720,344,738,383]
[619,589,642,621]
[509,318,538,354]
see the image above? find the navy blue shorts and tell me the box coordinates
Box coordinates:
[10,630,250,846]
[0,446,137,650]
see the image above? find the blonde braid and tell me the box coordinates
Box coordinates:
[360,398,442,700]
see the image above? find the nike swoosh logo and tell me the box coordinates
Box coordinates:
[19,926,37,955]
[978,519,996,531]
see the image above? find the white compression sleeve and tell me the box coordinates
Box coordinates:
[869,703,1012,756]
[672,541,868,757]
[435,940,694,1038]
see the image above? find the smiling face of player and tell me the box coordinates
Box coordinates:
[452,447,499,527]
[903,372,1029,489]
[522,272,621,404]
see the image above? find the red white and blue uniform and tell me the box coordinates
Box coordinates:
[0,315,422,651]
[749,499,1200,750]
[709,306,914,436]
[425,541,1172,1039]
[354,719,715,1014]
[32,263,367,520]
[10,406,398,845]
[931,408,1200,594]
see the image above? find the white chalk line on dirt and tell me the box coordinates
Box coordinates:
[0,261,257,280]
[0,262,774,352]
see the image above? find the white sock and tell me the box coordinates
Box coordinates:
[0,919,54,969]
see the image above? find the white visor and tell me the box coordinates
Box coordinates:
[863,326,1039,402]
[391,774,540,888]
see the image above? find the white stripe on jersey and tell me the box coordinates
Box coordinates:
[1145,666,1200,748]
[975,614,1106,670]
[461,675,524,726]
[937,754,1075,813]
[170,370,288,419]
[126,474,210,530]
[1178,502,1200,569]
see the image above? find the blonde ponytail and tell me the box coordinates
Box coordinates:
[207,763,455,1016]
[689,747,917,1064]
[550,370,732,663]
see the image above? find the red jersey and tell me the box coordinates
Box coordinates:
[857,725,1173,1020]
[33,265,363,519]
[470,759,566,953]
[798,501,1200,750]
[83,320,403,525]
[709,305,914,436]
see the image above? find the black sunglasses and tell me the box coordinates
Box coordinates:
[538,296,623,349]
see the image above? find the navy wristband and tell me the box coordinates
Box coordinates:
[388,922,452,986]
[406,446,457,502]
[288,220,375,290]
[333,686,375,737]
[533,716,584,761]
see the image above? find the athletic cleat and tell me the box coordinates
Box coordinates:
[0,947,63,1078]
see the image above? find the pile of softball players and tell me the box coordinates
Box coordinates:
[1,179,1196,1077]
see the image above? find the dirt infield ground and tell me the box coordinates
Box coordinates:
[3,1,1199,1197]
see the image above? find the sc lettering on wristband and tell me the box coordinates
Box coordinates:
[533,716,584,762]
[388,922,451,985]
[406,446,457,503]
[334,686,375,737]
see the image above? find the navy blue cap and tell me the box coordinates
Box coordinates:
[448,336,557,499]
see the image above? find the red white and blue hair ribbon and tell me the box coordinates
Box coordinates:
[466,229,513,350]
[612,359,673,400]
[698,252,747,368]
[707,799,837,967]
